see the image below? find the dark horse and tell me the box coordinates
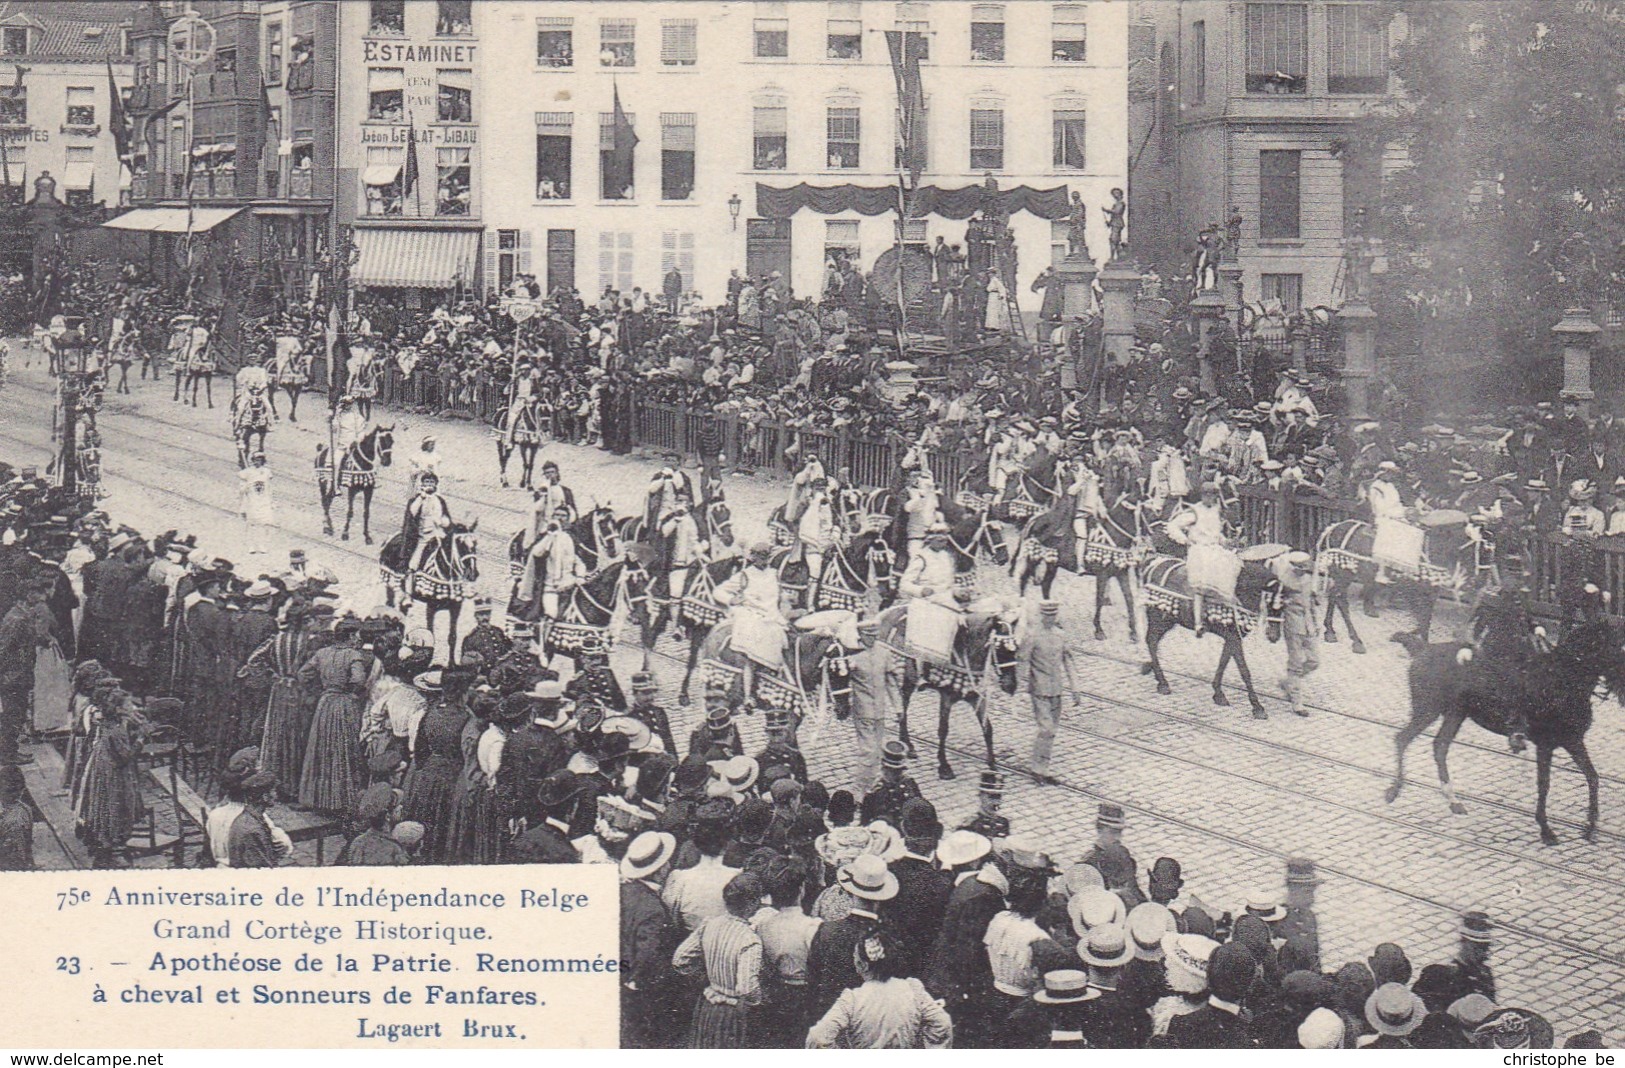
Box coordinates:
[493,398,544,489]
[1140,551,1280,717]
[1013,478,1148,642]
[1388,608,1625,844]
[378,521,480,665]
[507,506,627,594]
[879,600,1020,778]
[534,559,648,672]
[813,528,899,615]
[1316,513,1481,651]
[316,424,394,543]
[647,556,744,706]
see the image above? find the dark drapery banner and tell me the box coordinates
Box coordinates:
[755,182,1072,220]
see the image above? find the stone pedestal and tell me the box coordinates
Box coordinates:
[1337,299,1379,421]
[1553,307,1601,418]
[1190,289,1228,397]
[1290,322,1311,371]
[1218,262,1243,322]
[1098,259,1143,366]
[1054,252,1098,320]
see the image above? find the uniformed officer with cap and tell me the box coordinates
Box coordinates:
[754,706,808,784]
[627,669,677,755]
[960,770,1010,840]
[862,740,922,826]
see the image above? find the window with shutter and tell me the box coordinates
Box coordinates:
[824,219,861,266]
[661,113,695,200]
[1326,3,1387,94]
[661,19,697,65]
[600,18,636,67]
[969,108,1003,170]
[1052,5,1086,62]
[537,16,573,68]
[754,106,788,170]
[535,112,572,199]
[1247,4,1307,93]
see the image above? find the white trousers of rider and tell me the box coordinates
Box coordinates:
[803,549,824,603]
[408,537,441,575]
[541,589,561,620]
[669,563,698,603]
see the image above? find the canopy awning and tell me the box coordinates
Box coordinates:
[352,228,479,289]
[102,206,245,233]
[361,163,402,187]
[62,161,95,190]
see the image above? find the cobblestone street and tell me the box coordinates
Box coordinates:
[4,357,1623,1039]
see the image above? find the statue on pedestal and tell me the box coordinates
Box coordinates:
[1223,207,1243,262]
[1191,225,1219,293]
[1103,187,1127,261]
[1065,191,1090,260]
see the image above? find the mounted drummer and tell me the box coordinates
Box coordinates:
[902,469,941,561]
[797,477,840,605]
[660,487,708,606]
[1166,481,1231,636]
[712,540,787,695]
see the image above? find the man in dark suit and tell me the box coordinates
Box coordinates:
[495,683,573,827]
[888,799,951,977]
[1160,941,1260,1049]
[1072,925,1149,1048]
[619,830,680,1047]
[806,854,895,1021]
[509,771,585,863]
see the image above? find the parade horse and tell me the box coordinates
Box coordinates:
[378,521,480,665]
[1140,547,1282,717]
[1389,609,1625,844]
[813,527,899,615]
[995,454,1065,525]
[697,616,857,725]
[878,598,1020,778]
[534,559,649,673]
[492,397,545,489]
[230,367,274,469]
[1011,476,1151,642]
[647,555,744,706]
[1316,511,1477,651]
[506,506,626,601]
[315,424,394,543]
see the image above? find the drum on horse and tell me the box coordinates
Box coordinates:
[230,367,274,469]
[1140,544,1284,717]
[1316,509,1479,651]
[887,493,1009,586]
[315,424,394,543]
[698,614,859,725]
[1389,597,1624,844]
[534,559,649,673]
[378,521,480,665]
[876,596,1020,778]
[492,397,545,489]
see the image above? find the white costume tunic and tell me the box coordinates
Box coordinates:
[899,547,958,608]
[714,565,786,668]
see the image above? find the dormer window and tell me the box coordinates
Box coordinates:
[1,27,29,56]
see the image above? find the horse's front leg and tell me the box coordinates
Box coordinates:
[362,487,375,546]
[1228,633,1267,719]
[677,631,702,706]
[1120,572,1139,644]
[342,488,355,540]
[203,375,214,409]
[287,387,300,422]
[1335,575,1366,654]
[897,673,917,759]
[936,690,955,780]
[1092,571,1109,641]
[496,444,510,488]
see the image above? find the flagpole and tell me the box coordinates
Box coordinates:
[183,68,197,304]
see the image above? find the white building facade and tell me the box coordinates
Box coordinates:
[482,0,1127,311]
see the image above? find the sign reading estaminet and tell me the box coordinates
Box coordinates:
[1,867,619,1048]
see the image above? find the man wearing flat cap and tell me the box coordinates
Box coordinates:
[753,707,807,784]
[627,669,677,756]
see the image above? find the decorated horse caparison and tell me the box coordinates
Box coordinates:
[315,423,394,543]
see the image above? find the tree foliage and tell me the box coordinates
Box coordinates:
[1353,1,1625,358]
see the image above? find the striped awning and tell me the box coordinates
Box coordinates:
[102,207,244,233]
[352,228,480,289]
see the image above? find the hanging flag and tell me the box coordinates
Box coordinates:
[137,94,183,152]
[259,74,277,192]
[106,60,133,163]
[610,81,638,198]
[402,112,419,196]
[884,30,926,190]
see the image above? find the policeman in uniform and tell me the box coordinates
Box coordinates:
[627,670,678,756]
[461,596,513,668]
[754,707,808,784]
[1270,550,1319,719]
[959,770,1010,840]
[862,740,922,825]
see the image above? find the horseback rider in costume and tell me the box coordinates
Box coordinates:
[1166,481,1228,637]
[903,470,941,561]
[402,471,454,576]
[712,541,786,698]
[331,394,366,456]
[900,520,960,609]
[660,488,707,611]
[798,478,839,607]
[518,503,584,621]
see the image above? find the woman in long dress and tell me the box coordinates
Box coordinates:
[984,273,1011,334]
[449,690,511,865]
[401,675,468,864]
[238,452,276,557]
[78,692,143,866]
[296,620,376,817]
[240,603,311,800]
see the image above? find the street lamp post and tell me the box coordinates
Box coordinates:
[728,192,742,232]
